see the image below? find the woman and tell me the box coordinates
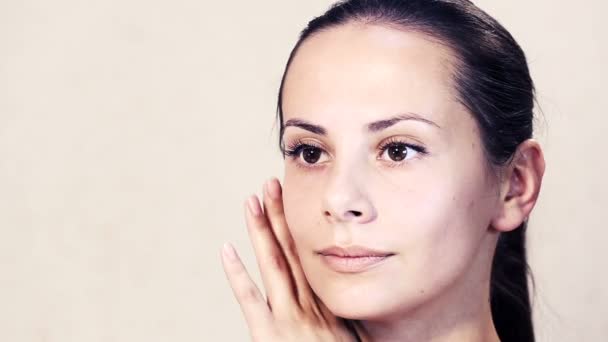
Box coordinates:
[221,0,546,341]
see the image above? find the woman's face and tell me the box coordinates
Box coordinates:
[280,23,501,320]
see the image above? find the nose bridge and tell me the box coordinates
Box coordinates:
[322,149,376,224]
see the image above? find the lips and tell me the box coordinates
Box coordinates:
[317,245,395,258]
[316,245,395,273]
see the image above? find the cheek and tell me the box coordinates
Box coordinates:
[382,171,495,293]
[283,162,492,263]
[282,176,321,249]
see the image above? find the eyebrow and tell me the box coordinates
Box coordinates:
[282,112,441,137]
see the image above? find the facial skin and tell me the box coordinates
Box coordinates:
[279,22,544,342]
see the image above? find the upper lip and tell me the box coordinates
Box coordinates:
[316,245,395,257]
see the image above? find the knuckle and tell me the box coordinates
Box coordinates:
[269,252,286,271]
[250,214,266,229]
[301,300,324,321]
[291,306,312,325]
[258,217,273,232]
[237,284,262,303]
[266,198,283,215]
[286,238,299,256]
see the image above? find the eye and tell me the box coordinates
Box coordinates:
[377,138,428,165]
[282,139,328,167]
[282,137,428,169]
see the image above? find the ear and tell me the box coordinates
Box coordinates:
[491,139,546,232]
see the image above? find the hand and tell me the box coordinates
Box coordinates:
[220,177,360,342]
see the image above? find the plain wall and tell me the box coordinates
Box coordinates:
[0,0,606,341]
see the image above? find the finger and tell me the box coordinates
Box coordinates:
[220,242,273,333]
[262,178,317,310]
[244,194,297,317]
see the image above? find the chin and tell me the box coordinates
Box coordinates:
[328,301,390,320]
[312,279,409,321]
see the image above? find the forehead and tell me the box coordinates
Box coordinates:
[282,22,461,129]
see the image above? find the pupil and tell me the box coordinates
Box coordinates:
[388,144,407,161]
[302,147,321,163]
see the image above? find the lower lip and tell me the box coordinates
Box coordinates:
[319,254,393,273]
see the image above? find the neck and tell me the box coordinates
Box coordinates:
[350,234,501,342]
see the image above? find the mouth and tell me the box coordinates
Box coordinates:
[316,245,395,273]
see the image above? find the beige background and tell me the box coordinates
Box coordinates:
[0,0,605,341]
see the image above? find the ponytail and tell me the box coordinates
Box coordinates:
[490,222,535,341]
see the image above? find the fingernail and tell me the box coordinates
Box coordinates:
[247,195,261,216]
[222,242,237,261]
[266,178,280,200]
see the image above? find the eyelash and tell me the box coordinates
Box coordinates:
[282,137,428,170]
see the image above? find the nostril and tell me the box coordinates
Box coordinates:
[324,209,366,221]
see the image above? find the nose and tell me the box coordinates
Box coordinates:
[322,166,377,225]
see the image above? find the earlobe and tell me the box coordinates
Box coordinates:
[490,139,546,232]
